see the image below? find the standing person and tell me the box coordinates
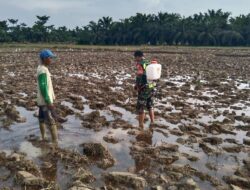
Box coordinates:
[37,49,59,144]
[134,50,155,129]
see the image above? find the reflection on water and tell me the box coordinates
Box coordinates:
[0,106,38,150]
[109,104,137,125]
[1,77,250,189]
[19,141,42,159]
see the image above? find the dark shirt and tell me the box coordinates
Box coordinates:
[135,59,150,89]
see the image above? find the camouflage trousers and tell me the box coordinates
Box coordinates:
[136,88,154,113]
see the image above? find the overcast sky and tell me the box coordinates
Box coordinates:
[0,0,249,28]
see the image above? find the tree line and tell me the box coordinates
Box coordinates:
[0,9,250,46]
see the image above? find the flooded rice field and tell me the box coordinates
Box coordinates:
[0,47,250,190]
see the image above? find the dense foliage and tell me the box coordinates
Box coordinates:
[1,10,250,46]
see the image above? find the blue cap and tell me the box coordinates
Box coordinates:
[40,49,56,59]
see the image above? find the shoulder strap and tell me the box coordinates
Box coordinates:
[141,60,150,70]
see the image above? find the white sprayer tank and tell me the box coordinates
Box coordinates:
[146,62,162,81]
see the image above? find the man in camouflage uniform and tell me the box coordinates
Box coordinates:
[134,51,155,129]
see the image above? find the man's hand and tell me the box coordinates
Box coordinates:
[57,117,68,123]
[134,85,138,91]
[47,103,68,123]
[47,104,55,110]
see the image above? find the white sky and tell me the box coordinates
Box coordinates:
[0,0,249,28]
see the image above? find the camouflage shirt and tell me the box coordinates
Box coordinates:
[135,59,150,90]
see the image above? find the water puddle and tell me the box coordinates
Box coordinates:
[19,141,42,159]
[1,74,250,189]
[68,73,89,80]
[108,104,138,125]
[235,80,250,90]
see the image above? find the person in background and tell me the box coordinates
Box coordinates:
[134,50,155,129]
[37,49,64,144]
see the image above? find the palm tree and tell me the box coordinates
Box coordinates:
[98,17,113,44]
[230,14,250,45]
[0,20,9,42]
[32,15,50,42]
[87,21,101,44]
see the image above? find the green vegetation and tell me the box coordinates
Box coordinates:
[0,9,250,46]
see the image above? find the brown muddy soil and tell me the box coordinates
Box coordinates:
[0,47,250,190]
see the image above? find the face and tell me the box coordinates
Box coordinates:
[43,57,53,65]
[134,56,143,63]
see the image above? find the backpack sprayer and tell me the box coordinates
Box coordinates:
[125,59,162,105]
[146,59,162,99]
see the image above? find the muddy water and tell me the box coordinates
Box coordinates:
[0,98,138,189]
[1,84,249,189]
[1,48,250,189]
